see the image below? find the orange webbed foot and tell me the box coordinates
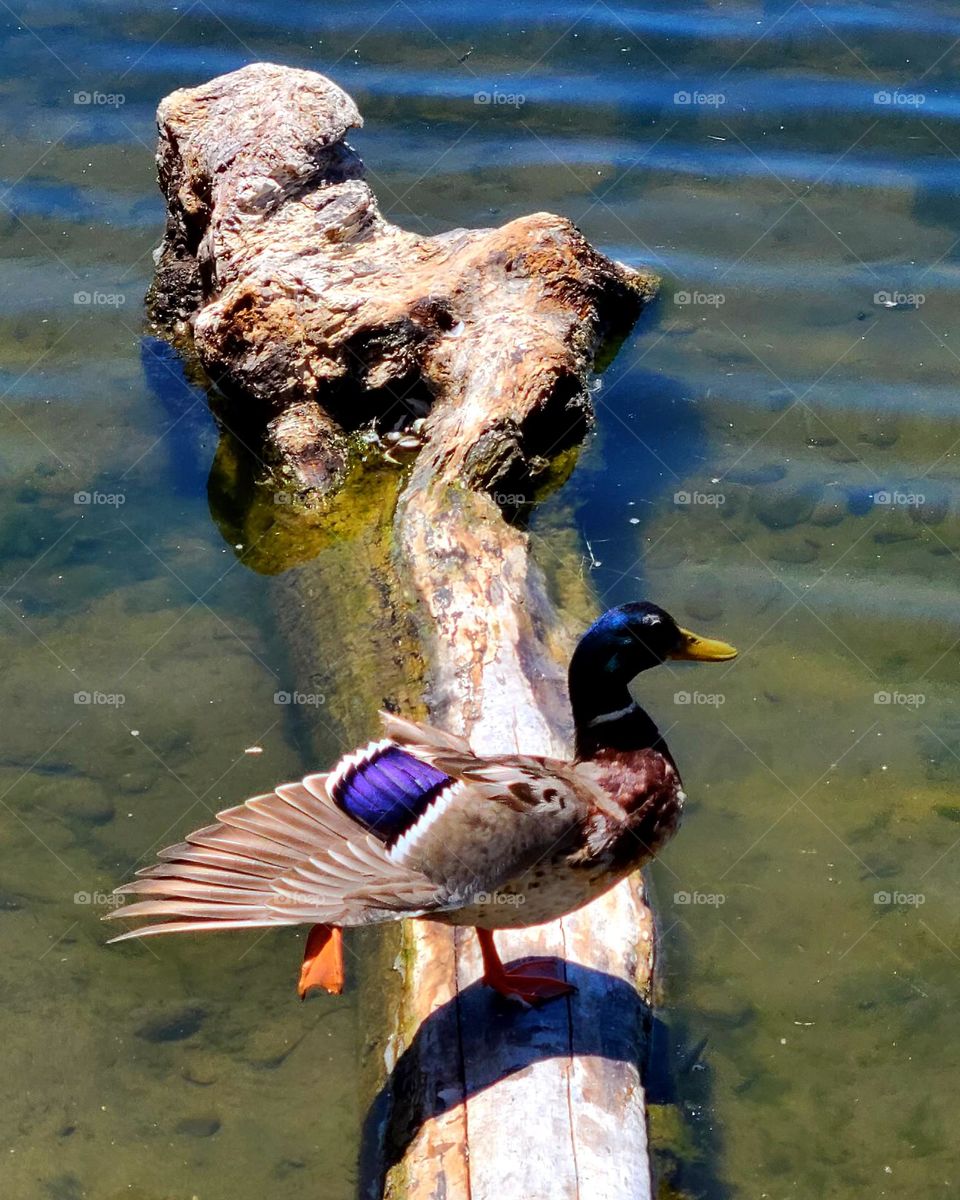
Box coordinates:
[298,924,344,999]
[482,956,577,1006]
[475,928,576,1007]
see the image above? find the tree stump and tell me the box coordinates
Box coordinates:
[149,62,660,1200]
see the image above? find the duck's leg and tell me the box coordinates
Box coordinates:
[475,927,576,1006]
[298,923,345,998]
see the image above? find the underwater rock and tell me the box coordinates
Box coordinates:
[276,1158,309,1179]
[135,1005,206,1043]
[179,1043,226,1087]
[750,483,820,530]
[827,446,860,464]
[175,1115,221,1138]
[909,488,949,526]
[31,777,115,826]
[769,537,820,564]
[115,768,157,795]
[809,485,847,527]
[683,585,724,623]
[873,529,918,545]
[242,1025,302,1069]
[858,423,899,448]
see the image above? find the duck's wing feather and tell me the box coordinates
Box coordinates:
[104,770,448,941]
[105,715,603,942]
[377,709,472,755]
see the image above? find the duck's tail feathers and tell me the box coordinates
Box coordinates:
[104,773,443,943]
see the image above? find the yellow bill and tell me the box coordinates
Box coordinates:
[671,626,738,662]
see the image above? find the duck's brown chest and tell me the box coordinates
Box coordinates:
[591,747,686,871]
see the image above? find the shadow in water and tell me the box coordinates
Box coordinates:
[542,362,710,604]
[139,335,219,498]
[359,960,659,1198]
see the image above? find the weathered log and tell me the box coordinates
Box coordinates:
[149,63,660,1200]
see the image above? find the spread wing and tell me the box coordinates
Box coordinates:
[105,711,601,941]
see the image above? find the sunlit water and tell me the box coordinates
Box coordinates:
[2,3,959,1197]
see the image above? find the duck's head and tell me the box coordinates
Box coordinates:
[571,601,737,682]
[568,601,737,755]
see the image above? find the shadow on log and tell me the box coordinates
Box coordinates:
[147,62,660,1200]
[364,964,655,1185]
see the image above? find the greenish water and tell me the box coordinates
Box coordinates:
[3,2,960,1197]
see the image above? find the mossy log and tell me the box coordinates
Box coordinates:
[150,62,659,1200]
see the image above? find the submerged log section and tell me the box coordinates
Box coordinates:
[151,64,659,1200]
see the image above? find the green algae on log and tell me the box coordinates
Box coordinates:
[148,62,659,1200]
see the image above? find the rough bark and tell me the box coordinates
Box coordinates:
[149,62,660,1200]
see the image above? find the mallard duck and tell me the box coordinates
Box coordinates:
[106,602,736,1005]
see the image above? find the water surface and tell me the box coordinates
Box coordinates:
[2,2,959,1197]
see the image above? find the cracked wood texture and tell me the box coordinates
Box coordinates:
[151,63,659,1200]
